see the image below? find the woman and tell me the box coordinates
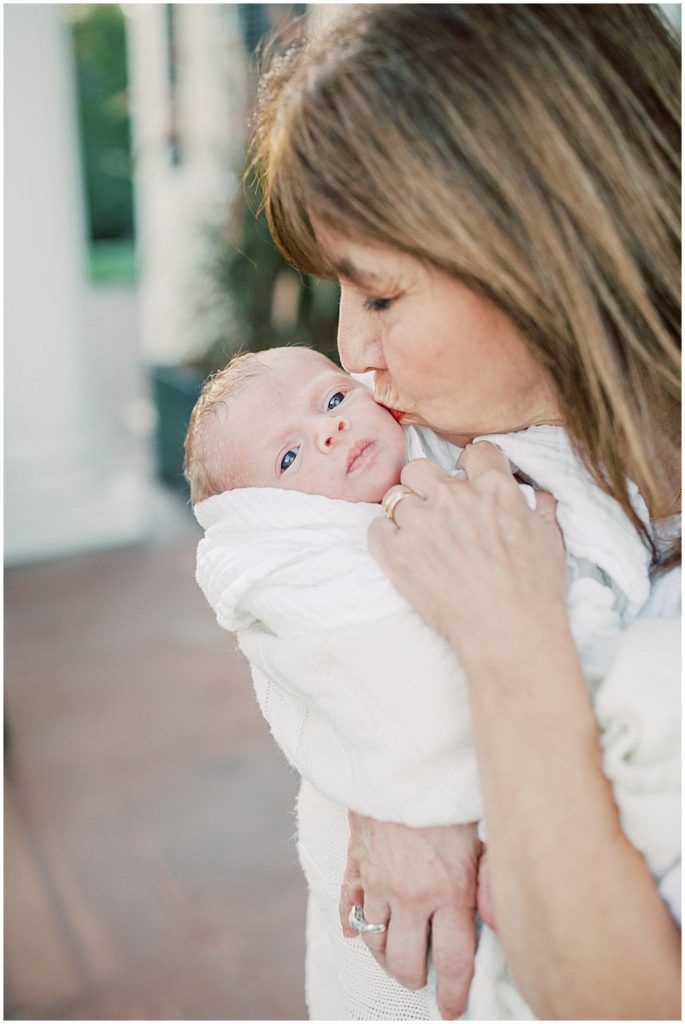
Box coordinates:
[253,5,680,1019]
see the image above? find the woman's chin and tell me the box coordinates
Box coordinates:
[437,429,478,447]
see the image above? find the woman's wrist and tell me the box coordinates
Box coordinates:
[450,608,679,1018]
[461,635,681,1019]
[448,597,574,689]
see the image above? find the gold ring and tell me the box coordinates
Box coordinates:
[382,484,417,526]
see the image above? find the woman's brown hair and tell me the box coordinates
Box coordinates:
[252,5,681,559]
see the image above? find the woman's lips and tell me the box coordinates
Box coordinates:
[378,403,406,423]
[374,377,405,422]
[347,440,374,472]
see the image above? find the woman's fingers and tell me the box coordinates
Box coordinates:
[431,906,477,1019]
[360,895,391,960]
[383,906,431,990]
[339,862,365,939]
[341,817,482,1005]
[534,489,560,528]
[400,457,455,495]
[393,445,521,529]
[383,459,463,530]
[476,849,497,932]
[456,440,514,481]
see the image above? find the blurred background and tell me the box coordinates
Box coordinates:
[5,3,681,1021]
[5,3,343,1020]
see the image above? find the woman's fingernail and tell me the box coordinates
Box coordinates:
[450,468,467,479]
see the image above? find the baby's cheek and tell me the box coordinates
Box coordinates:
[314,463,350,501]
[365,462,404,504]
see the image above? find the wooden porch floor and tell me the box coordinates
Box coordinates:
[4,520,307,1020]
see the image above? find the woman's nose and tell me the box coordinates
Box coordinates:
[316,416,348,453]
[337,288,385,374]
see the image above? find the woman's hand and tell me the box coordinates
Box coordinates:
[339,814,483,1020]
[368,441,566,670]
[370,443,680,1018]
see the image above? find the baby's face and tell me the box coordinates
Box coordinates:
[221,348,407,502]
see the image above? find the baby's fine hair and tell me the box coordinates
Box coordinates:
[183,351,268,505]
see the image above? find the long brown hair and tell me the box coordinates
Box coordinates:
[252,5,680,558]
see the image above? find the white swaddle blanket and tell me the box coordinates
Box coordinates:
[194,424,679,1020]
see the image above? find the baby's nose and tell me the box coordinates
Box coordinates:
[319,416,348,451]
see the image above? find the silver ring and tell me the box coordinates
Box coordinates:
[349,904,387,935]
[382,484,417,526]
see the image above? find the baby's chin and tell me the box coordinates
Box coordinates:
[350,470,404,505]
[352,446,407,503]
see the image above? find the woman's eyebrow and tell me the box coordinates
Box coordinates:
[330,257,380,289]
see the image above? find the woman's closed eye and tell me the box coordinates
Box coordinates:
[363,296,392,313]
[280,447,299,472]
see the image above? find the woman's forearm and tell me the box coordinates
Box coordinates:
[461,609,681,1020]
[365,447,679,1015]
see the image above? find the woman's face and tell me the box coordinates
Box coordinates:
[316,225,561,445]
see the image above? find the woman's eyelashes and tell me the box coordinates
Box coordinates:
[363,296,392,313]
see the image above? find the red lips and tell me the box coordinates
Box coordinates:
[378,402,405,423]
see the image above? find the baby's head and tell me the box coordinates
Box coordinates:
[184,346,407,505]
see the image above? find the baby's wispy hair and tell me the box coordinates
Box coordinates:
[183,351,267,505]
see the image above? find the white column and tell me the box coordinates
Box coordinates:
[5,5,149,564]
[126,4,244,367]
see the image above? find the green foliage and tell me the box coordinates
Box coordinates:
[71,4,134,241]
[188,184,340,372]
[184,5,339,373]
[69,3,338,363]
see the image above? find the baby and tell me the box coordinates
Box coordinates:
[186,345,677,1020]
[185,344,413,506]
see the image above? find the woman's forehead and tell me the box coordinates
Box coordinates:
[311,219,413,287]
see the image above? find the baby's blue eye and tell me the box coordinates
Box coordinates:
[280,448,298,472]
[327,391,345,410]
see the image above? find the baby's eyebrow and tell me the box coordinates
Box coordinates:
[289,372,353,422]
[307,371,351,395]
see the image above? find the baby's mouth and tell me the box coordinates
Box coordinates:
[347,440,374,472]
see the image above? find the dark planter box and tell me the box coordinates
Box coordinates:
[150,364,205,494]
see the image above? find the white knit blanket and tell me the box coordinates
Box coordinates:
[194,425,679,1020]
[194,425,652,826]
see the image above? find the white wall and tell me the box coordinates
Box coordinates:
[659,4,681,32]
[5,5,149,564]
